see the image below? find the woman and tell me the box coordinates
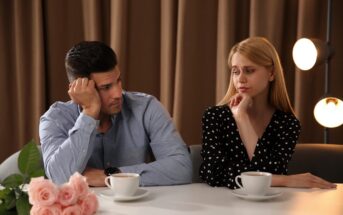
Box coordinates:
[199,37,336,189]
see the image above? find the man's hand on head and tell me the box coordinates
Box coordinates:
[68,78,101,119]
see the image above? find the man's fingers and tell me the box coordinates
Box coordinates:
[88,79,95,89]
[81,77,89,87]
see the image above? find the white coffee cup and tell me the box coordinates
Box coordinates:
[104,173,140,197]
[235,171,272,196]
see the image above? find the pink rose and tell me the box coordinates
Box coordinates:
[68,172,89,198]
[58,184,78,206]
[28,177,59,206]
[62,204,82,215]
[78,192,99,215]
[30,204,62,215]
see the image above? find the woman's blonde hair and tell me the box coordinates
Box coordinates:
[218,37,294,114]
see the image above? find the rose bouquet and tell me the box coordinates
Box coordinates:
[0,140,99,215]
[28,172,98,215]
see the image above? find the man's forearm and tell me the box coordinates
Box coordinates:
[119,153,192,186]
[41,113,97,184]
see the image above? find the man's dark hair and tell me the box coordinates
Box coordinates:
[65,41,117,82]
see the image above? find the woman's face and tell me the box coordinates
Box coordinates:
[231,53,274,99]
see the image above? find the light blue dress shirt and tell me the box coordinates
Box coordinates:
[39,91,192,186]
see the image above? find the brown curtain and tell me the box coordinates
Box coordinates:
[1,0,343,163]
[0,0,45,162]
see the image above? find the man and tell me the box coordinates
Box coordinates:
[39,41,192,186]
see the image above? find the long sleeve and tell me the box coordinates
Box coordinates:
[119,98,192,186]
[199,106,251,188]
[40,93,192,187]
[39,104,98,185]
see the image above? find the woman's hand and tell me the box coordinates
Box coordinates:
[273,173,337,189]
[229,93,252,118]
[228,93,257,160]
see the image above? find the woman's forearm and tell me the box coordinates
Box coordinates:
[272,173,336,189]
[272,174,287,187]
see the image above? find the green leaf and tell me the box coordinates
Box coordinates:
[29,169,45,178]
[18,140,42,176]
[1,174,24,188]
[0,188,12,199]
[2,189,16,210]
[16,193,31,215]
[0,204,17,215]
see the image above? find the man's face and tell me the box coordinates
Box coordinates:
[90,67,123,115]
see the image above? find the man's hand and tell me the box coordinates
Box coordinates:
[83,167,106,187]
[68,78,101,119]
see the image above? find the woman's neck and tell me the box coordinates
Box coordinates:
[248,93,274,118]
[248,96,275,139]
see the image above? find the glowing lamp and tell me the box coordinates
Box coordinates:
[314,97,343,128]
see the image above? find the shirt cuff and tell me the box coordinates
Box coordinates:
[119,164,146,175]
[73,112,99,134]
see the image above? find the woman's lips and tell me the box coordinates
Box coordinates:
[238,87,249,92]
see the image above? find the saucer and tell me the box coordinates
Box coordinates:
[99,188,149,202]
[232,188,282,201]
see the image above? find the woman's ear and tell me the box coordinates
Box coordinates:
[269,68,275,82]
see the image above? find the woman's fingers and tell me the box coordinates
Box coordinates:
[229,94,242,107]
[310,174,336,188]
[299,173,336,189]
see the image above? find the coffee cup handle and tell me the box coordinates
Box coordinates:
[104,176,112,188]
[235,175,243,189]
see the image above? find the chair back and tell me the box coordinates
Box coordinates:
[288,143,343,183]
[189,144,202,183]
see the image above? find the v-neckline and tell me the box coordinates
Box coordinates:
[225,106,278,141]
[256,110,278,140]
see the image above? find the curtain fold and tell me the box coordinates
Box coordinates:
[173,0,218,145]
[0,0,45,161]
[82,0,103,40]
[160,0,177,113]
[110,0,128,82]
[1,0,343,162]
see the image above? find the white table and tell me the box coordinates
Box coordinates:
[93,183,343,215]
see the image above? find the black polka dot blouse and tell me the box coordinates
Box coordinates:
[199,105,301,189]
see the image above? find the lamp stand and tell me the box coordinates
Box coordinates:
[323,0,332,143]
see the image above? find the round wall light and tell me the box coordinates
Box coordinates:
[314,97,343,128]
[292,38,318,70]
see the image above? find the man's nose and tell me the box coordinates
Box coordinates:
[111,84,122,98]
